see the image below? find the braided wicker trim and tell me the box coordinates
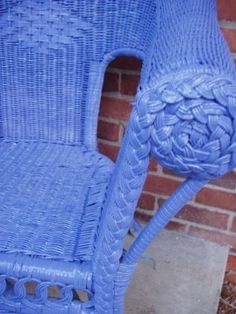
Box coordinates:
[94,68,236,313]
[94,110,151,313]
[138,69,236,179]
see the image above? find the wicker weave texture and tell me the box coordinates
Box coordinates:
[0,1,157,311]
[0,0,156,148]
[0,0,236,313]
[0,141,113,262]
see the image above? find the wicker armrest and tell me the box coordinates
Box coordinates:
[122,67,236,265]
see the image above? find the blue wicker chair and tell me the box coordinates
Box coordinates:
[0,0,236,313]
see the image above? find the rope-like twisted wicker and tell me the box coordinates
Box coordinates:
[145,69,236,179]
[94,69,236,313]
[94,108,151,313]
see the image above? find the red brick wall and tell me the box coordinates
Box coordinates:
[98,0,236,281]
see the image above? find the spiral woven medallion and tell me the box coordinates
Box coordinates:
[140,69,236,179]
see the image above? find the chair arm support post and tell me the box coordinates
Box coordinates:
[123,178,206,265]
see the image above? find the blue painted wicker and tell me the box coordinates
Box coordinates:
[0,0,235,313]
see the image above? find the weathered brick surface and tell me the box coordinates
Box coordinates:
[225,272,236,285]
[221,28,236,53]
[138,192,156,211]
[232,217,236,233]
[134,211,152,223]
[196,188,236,212]
[176,204,229,230]
[166,220,187,233]
[149,158,158,172]
[120,73,140,96]
[217,0,236,21]
[97,120,120,142]
[98,142,119,162]
[109,56,142,71]
[98,1,236,273]
[188,227,236,251]
[102,71,119,93]
[227,255,236,271]
[144,175,180,196]
[99,96,131,120]
[210,171,236,190]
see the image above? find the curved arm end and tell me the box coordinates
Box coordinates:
[137,68,236,181]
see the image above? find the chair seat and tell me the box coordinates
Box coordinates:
[0,140,113,263]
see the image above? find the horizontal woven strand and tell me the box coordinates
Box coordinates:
[0,253,92,290]
[0,253,94,311]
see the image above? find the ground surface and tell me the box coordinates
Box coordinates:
[125,230,229,314]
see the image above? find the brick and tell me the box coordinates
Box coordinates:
[144,175,180,196]
[163,168,176,176]
[196,187,236,212]
[120,73,140,96]
[97,120,120,142]
[157,198,165,207]
[158,198,228,229]
[99,96,131,121]
[225,272,236,285]
[232,217,236,233]
[166,220,187,232]
[217,0,236,21]
[188,226,236,251]
[109,56,142,71]
[149,158,158,172]
[138,193,156,211]
[210,171,236,190]
[103,71,119,93]
[98,142,119,162]
[135,211,152,223]
[162,167,184,178]
[119,124,125,140]
[176,204,229,229]
[221,28,236,53]
[227,255,236,271]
